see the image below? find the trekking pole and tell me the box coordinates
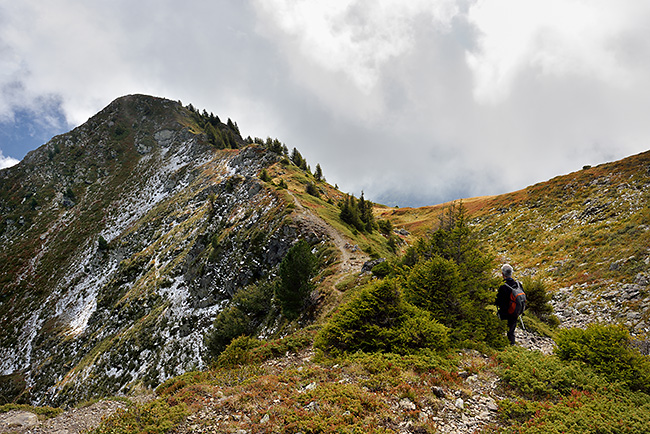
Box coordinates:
[519,315,527,332]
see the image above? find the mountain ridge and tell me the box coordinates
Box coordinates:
[1,94,648,413]
[0,95,337,405]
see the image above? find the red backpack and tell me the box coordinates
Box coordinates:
[507,281,526,316]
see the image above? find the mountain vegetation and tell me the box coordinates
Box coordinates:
[0,94,649,434]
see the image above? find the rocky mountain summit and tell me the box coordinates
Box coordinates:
[0,95,330,406]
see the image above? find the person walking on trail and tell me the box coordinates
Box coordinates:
[495,264,525,345]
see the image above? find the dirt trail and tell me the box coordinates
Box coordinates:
[0,400,126,434]
[287,191,369,288]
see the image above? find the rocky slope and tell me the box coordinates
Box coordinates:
[0,95,333,406]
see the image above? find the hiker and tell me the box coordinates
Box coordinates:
[495,264,525,345]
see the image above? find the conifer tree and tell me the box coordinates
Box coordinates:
[339,193,374,233]
[275,240,317,320]
[271,139,283,154]
[226,118,240,135]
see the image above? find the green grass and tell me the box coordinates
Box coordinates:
[490,344,650,434]
[0,403,64,418]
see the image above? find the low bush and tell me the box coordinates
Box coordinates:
[259,169,272,182]
[204,280,276,362]
[495,344,650,433]
[497,347,608,399]
[315,279,449,356]
[0,403,63,418]
[554,323,650,392]
[204,306,249,360]
[281,382,386,433]
[305,182,320,198]
[370,260,392,278]
[215,335,263,368]
[215,329,317,368]
[91,398,188,434]
[496,390,650,434]
[520,277,558,326]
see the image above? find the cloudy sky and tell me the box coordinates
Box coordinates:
[1,1,649,206]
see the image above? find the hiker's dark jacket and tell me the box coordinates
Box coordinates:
[496,277,518,320]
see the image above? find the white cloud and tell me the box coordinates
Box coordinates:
[0,150,19,169]
[465,0,649,104]
[254,0,460,123]
[0,1,649,206]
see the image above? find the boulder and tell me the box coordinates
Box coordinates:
[1,411,39,430]
[361,258,386,274]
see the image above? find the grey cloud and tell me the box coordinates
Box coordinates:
[0,1,649,206]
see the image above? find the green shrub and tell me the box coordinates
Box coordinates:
[259,169,272,182]
[554,324,650,392]
[250,329,316,362]
[232,280,275,318]
[340,350,450,376]
[520,277,557,326]
[497,390,650,434]
[282,382,385,433]
[91,398,187,434]
[275,240,317,320]
[204,306,249,361]
[305,182,320,198]
[370,261,392,278]
[0,403,63,418]
[204,280,276,362]
[497,346,608,399]
[315,279,448,356]
[216,335,263,368]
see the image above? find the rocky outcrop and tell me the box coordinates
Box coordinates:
[552,272,650,342]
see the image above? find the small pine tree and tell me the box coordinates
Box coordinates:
[314,164,323,182]
[305,182,320,198]
[315,278,449,356]
[291,148,302,167]
[275,240,317,320]
[227,118,240,135]
[271,139,283,154]
[98,235,109,251]
[339,193,371,232]
[260,169,272,183]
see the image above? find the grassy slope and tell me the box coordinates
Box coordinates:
[378,150,650,290]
